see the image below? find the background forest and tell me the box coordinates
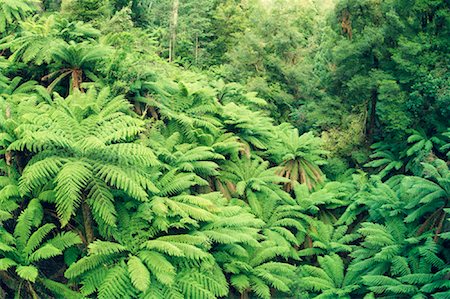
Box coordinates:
[0,0,449,298]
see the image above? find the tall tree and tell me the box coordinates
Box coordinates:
[168,0,179,62]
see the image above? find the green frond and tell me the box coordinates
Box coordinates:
[0,0,38,32]
[87,178,117,227]
[79,267,108,296]
[47,231,82,252]
[101,143,158,167]
[18,156,66,195]
[398,273,434,285]
[98,263,135,299]
[23,223,56,255]
[231,274,251,292]
[15,265,38,283]
[142,240,184,257]
[88,240,127,256]
[190,266,228,297]
[0,257,17,270]
[65,253,119,279]
[40,278,84,299]
[178,276,216,299]
[250,276,271,299]
[138,250,176,285]
[28,244,62,262]
[14,198,43,249]
[97,163,148,202]
[54,160,92,226]
[127,255,150,292]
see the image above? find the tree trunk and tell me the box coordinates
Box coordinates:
[367,87,377,143]
[195,33,199,65]
[169,0,179,62]
[4,105,12,176]
[367,55,379,144]
[82,201,94,244]
[72,69,83,92]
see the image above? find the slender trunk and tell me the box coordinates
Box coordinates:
[27,282,39,299]
[240,290,249,299]
[82,201,94,244]
[367,55,379,144]
[148,106,159,119]
[169,0,179,62]
[72,69,83,92]
[4,105,12,176]
[367,87,377,143]
[195,33,199,65]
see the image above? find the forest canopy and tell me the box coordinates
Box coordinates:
[0,0,449,298]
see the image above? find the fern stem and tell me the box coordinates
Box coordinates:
[27,281,39,299]
[82,201,94,244]
[417,207,441,236]
[240,290,249,299]
[434,209,446,242]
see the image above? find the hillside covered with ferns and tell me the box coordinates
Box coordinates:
[0,0,449,298]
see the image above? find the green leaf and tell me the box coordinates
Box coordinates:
[0,258,17,270]
[127,256,150,292]
[16,265,38,282]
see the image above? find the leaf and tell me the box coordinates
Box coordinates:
[0,258,17,270]
[24,223,56,256]
[28,244,62,262]
[127,256,150,292]
[16,265,38,282]
[54,161,93,227]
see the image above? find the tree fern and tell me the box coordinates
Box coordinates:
[364,141,406,179]
[10,88,159,235]
[405,130,446,175]
[296,254,360,298]
[46,40,111,91]
[0,0,38,33]
[138,80,222,143]
[216,241,297,299]
[268,123,328,190]
[400,159,449,238]
[218,157,289,217]
[298,221,359,258]
[221,102,275,151]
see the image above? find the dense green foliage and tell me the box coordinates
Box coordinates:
[0,0,449,298]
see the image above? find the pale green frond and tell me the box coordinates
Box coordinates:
[127,255,150,292]
[16,265,38,282]
[54,160,93,226]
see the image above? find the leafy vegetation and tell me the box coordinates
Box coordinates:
[0,0,448,298]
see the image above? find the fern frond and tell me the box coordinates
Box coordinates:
[16,265,38,282]
[98,263,135,299]
[23,223,56,255]
[54,160,92,226]
[127,255,150,292]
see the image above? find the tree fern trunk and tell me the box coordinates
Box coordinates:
[72,69,82,91]
[82,201,94,244]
